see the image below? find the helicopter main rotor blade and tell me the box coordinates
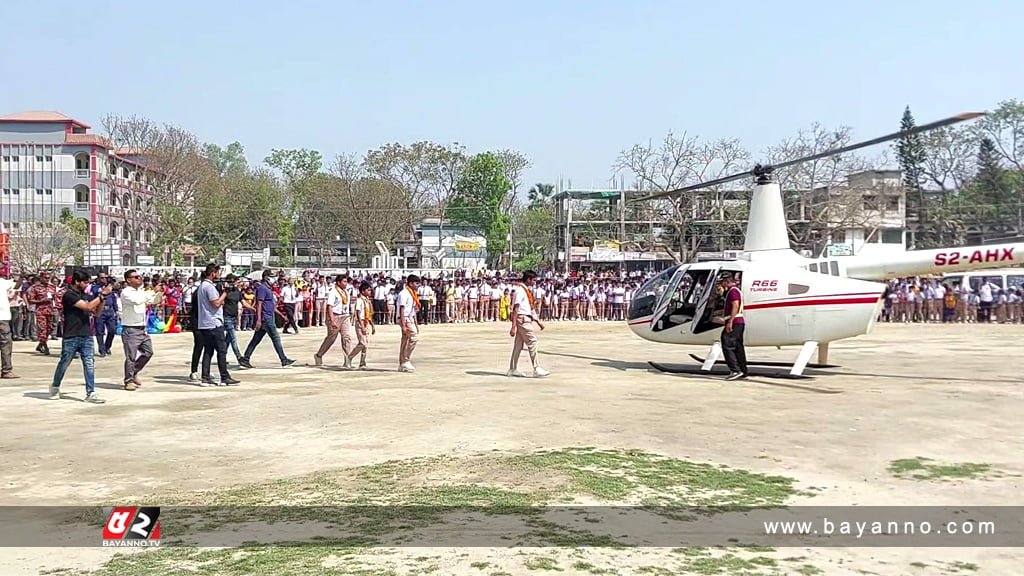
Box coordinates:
[770,112,985,172]
[630,112,986,204]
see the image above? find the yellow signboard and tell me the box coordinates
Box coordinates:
[455,241,481,252]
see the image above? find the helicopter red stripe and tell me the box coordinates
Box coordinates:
[745,296,880,310]
[753,291,880,304]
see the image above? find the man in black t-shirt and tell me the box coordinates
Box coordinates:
[222,275,244,363]
[50,269,111,403]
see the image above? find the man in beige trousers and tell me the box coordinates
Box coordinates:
[314,274,355,369]
[397,274,420,372]
[507,270,550,378]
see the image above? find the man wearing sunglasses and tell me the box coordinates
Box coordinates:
[120,269,164,390]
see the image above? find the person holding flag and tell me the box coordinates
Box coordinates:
[507,270,550,378]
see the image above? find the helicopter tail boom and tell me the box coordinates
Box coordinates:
[841,242,1024,281]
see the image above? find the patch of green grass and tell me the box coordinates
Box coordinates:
[947,561,979,572]
[910,562,929,568]
[797,565,824,575]
[470,561,490,570]
[672,547,712,557]
[79,547,393,576]
[571,561,609,574]
[889,457,993,481]
[636,567,674,575]
[524,556,562,571]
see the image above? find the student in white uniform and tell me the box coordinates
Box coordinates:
[314,274,355,369]
[507,270,550,378]
[398,275,421,372]
[347,282,375,369]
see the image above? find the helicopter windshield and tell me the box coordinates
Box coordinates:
[627,265,679,321]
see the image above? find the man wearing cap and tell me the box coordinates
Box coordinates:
[719,273,748,381]
[314,274,356,368]
[26,272,57,355]
[239,270,296,369]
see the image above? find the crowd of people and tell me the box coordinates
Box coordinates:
[881,277,1023,323]
[1,264,1021,404]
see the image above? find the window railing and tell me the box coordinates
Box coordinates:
[75,169,89,178]
[74,202,89,211]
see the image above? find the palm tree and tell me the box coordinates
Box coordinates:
[527,183,555,209]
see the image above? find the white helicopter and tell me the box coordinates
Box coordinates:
[626,112,1024,377]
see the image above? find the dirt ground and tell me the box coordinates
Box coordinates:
[1,321,1021,574]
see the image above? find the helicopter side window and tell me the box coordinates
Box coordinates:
[808,263,818,272]
[819,261,830,274]
[788,283,810,295]
[830,261,840,276]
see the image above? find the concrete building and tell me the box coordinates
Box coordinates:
[0,110,159,266]
[416,218,488,269]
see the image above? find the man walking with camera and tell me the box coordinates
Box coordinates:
[196,264,239,386]
[49,270,111,403]
[119,269,163,390]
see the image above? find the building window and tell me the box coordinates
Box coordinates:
[10,156,18,163]
[861,195,877,210]
[36,155,44,163]
[2,189,8,195]
[45,155,53,162]
[886,196,900,212]
[123,193,131,209]
[45,189,53,195]
[123,225,132,241]
[74,185,90,204]
[36,188,44,195]
[11,189,19,195]
[881,229,904,244]
[109,222,119,239]
[74,152,90,171]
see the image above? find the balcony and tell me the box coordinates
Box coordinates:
[75,169,90,179]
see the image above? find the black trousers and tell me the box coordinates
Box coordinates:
[283,303,299,332]
[721,323,747,374]
[190,328,203,374]
[373,299,387,324]
[200,326,230,380]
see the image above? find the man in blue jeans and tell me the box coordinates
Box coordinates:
[239,270,295,369]
[222,274,245,364]
[50,269,111,403]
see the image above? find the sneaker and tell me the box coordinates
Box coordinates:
[222,377,240,386]
[123,381,137,391]
[358,362,367,370]
[1,372,19,379]
[725,372,746,381]
[84,393,106,404]
[48,386,61,400]
[399,362,416,372]
[132,376,143,388]
[314,354,323,367]
[506,369,527,378]
[189,372,201,382]
[238,358,253,369]
[533,367,551,378]
[282,359,296,368]
[198,378,216,387]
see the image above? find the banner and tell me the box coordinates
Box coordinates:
[454,241,481,252]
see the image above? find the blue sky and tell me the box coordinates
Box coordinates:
[2,0,1020,190]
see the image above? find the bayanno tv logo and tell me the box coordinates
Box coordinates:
[102,507,162,547]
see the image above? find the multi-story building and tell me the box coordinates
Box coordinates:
[0,110,159,267]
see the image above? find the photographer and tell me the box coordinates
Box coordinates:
[195,264,239,386]
[221,274,245,365]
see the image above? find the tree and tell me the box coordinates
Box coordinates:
[763,123,874,253]
[425,144,467,265]
[364,142,441,229]
[896,106,926,221]
[976,99,1024,171]
[193,169,284,259]
[330,154,409,264]
[102,114,214,264]
[614,131,749,262]
[511,203,555,270]
[449,152,512,267]
[203,141,248,177]
[264,148,324,266]
[295,173,349,266]
[527,183,555,209]
[8,209,87,272]
[494,149,531,214]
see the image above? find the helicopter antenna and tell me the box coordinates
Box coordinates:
[631,112,986,203]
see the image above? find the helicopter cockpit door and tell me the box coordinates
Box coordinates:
[649,265,692,332]
[691,265,727,334]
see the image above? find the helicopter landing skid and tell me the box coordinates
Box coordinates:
[648,361,813,380]
[687,353,839,370]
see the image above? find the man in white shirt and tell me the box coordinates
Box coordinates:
[508,270,550,378]
[397,274,421,372]
[978,278,997,323]
[315,279,329,327]
[0,271,18,379]
[373,281,389,325]
[119,269,164,390]
[315,274,355,369]
[281,280,300,334]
